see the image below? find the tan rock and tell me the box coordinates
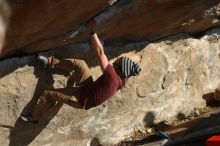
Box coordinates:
[0,29,219,145]
[1,0,220,58]
[1,0,118,57]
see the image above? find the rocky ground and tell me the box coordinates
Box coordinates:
[126,106,219,139]
[118,102,220,146]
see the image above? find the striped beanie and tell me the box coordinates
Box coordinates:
[121,56,141,78]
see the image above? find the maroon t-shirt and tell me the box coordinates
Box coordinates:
[79,64,125,110]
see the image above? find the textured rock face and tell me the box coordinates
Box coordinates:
[2,0,118,57]
[0,29,219,146]
[1,0,220,57]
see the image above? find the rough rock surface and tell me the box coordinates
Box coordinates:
[2,0,118,57]
[0,29,219,146]
[1,0,220,57]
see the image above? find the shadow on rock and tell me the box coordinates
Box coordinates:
[143,111,171,131]
[9,62,61,146]
[184,112,220,136]
[22,63,55,115]
[143,111,155,127]
[0,54,36,79]
[9,104,62,146]
[116,112,156,146]
[163,112,220,146]
[202,92,220,107]
[90,137,102,146]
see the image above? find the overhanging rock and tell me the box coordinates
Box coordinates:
[1,0,220,57]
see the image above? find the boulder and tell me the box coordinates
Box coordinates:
[0,29,219,146]
[2,0,118,57]
[1,0,220,57]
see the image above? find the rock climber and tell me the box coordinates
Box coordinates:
[20,19,141,123]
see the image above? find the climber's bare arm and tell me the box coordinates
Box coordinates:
[87,19,109,72]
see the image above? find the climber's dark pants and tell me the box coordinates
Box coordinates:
[32,56,93,121]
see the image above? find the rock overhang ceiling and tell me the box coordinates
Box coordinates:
[0,0,219,58]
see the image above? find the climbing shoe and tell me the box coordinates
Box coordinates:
[20,114,39,124]
[37,55,48,68]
